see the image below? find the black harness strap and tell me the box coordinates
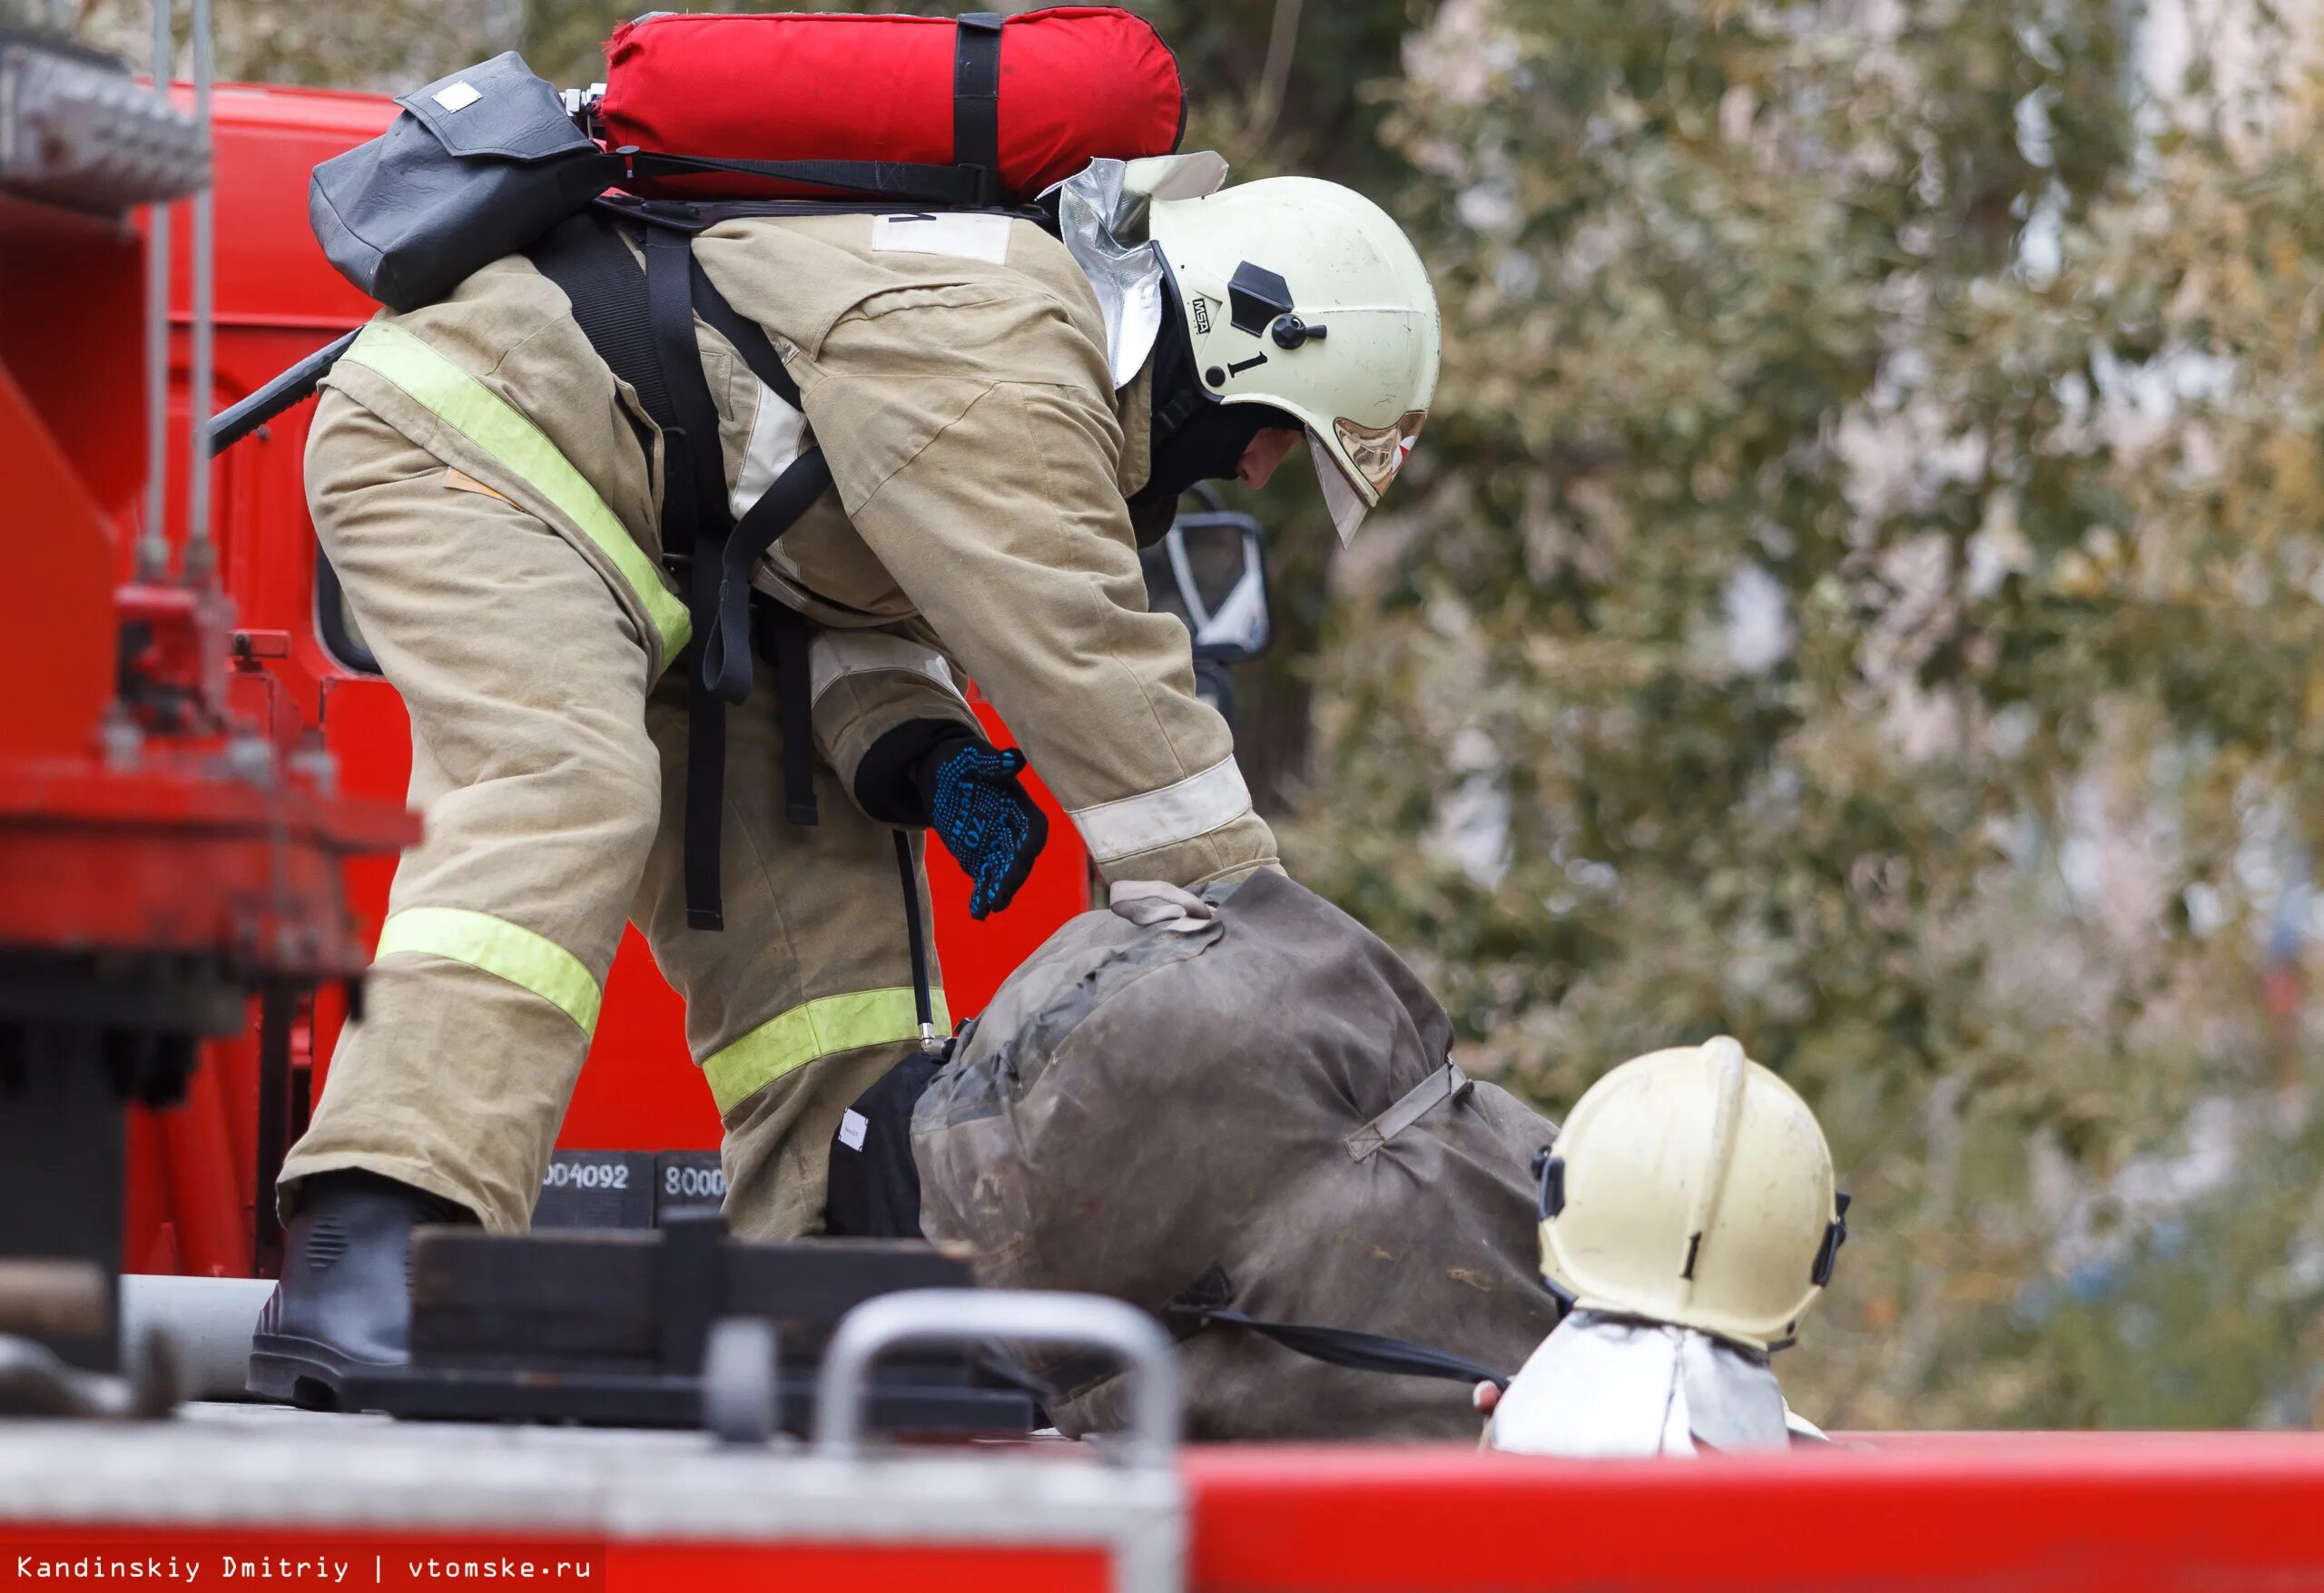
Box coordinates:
[756,600,822,826]
[952,15,1005,206]
[690,259,826,826]
[641,225,737,930]
[527,216,672,443]
[533,216,739,925]
[688,259,802,406]
[704,457,830,713]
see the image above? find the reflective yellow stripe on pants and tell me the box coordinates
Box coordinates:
[703,988,949,1116]
[335,320,693,664]
[374,907,604,1035]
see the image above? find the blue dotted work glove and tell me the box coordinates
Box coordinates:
[923,741,1049,919]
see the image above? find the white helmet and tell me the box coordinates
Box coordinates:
[1536,1037,1847,1352]
[1146,175,1440,542]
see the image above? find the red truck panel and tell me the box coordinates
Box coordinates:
[1185,1434,2324,1591]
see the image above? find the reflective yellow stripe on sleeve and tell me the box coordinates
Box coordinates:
[702,988,950,1116]
[374,907,603,1036]
[338,321,693,663]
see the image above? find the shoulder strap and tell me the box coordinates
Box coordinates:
[730,482,830,831]
[527,215,672,440]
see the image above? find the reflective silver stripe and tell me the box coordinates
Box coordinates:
[1069,756,1253,865]
[730,378,808,522]
[807,631,967,710]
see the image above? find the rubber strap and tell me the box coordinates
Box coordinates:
[953,14,1005,206]
[1043,1264,1512,1401]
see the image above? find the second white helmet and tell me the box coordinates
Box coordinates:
[1536,1037,1847,1352]
[1146,175,1440,542]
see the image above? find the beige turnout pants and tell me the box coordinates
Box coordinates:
[281,395,939,1237]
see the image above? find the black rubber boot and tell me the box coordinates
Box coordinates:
[247,1169,472,1410]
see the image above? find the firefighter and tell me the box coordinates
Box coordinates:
[250,165,1441,1400]
[1484,1037,1849,1456]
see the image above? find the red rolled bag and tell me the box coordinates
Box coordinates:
[599,6,1187,203]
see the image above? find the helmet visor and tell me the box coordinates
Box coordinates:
[1313,409,1426,544]
[1334,410,1427,496]
[1309,432,1371,544]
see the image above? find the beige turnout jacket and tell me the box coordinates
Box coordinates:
[322,209,1277,889]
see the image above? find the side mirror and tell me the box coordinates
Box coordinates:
[1140,485,1273,666]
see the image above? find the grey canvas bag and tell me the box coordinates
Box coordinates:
[911,870,1562,1441]
[310,53,623,313]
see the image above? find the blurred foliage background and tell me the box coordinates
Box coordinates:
[93,0,2324,1429]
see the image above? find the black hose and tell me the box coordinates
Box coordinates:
[207,328,359,455]
[892,830,936,1039]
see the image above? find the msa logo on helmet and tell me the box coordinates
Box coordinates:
[1190,298,1213,337]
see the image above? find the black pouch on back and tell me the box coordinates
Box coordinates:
[310,52,622,312]
[823,1044,951,1240]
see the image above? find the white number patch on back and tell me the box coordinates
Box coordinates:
[872,212,1013,266]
